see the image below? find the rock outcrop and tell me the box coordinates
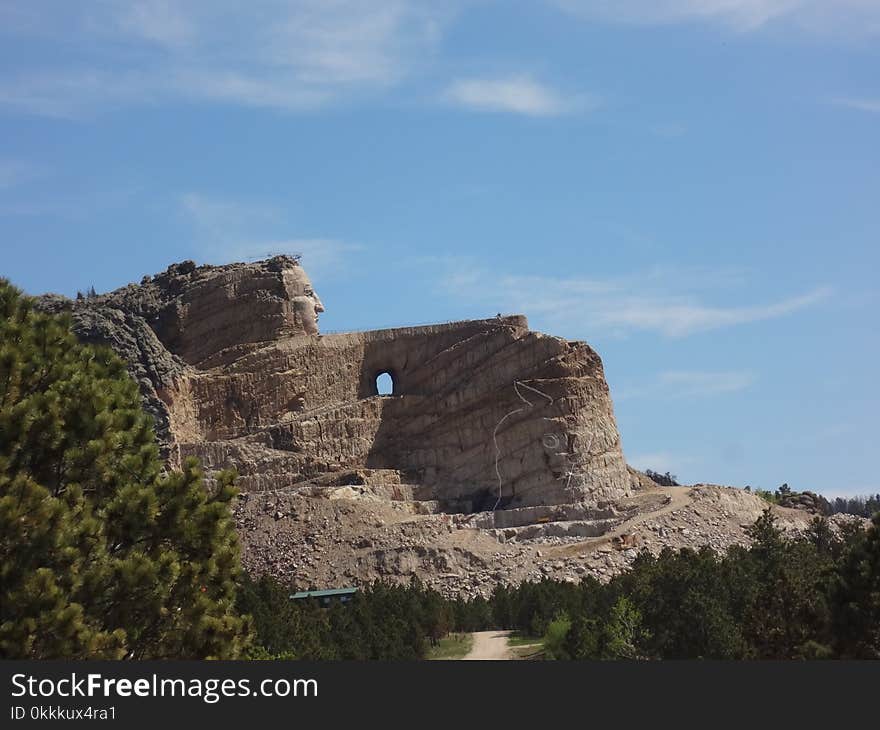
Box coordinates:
[776,490,830,515]
[38,255,633,511]
[37,257,324,453]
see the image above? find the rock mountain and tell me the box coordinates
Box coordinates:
[36,256,859,596]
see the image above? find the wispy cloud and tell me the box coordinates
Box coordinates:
[112,0,195,47]
[552,1,880,35]
[443,75,590,116]
[217,239,365,277]
[0,1,451,116]
[820,486,880,499]
[434,258,830,337]
[628,451,696,476]
[831,97,880,113]
[660,370,756,396]
[618,370,757,400]
[651,122,688,138]
[602,286,830,337]
[0,160,45,190]
[180,192,280,233]
[179,192,363,277]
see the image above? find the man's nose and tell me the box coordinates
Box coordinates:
[314,296,325,313]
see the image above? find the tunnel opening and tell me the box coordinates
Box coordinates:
[375,371,394,396]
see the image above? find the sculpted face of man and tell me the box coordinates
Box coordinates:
[284,265,324,335]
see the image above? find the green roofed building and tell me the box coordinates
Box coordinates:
[290,587,358,607]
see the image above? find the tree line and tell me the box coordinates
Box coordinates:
[826,495,880,519]
[237,577,464,660]
[490,512,879,659]
[239,511,880,660]
[751,482,880,519]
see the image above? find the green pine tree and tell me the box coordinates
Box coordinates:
[0,280,251,658]
[831,513,880,658]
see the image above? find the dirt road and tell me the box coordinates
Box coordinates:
[462,631,512,660]
[547,486,693,559]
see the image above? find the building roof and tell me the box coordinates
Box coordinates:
[290,587,359,600]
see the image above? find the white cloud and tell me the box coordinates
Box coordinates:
[660,370,756,395]
[435,260,830,337]
[217,239,365,278]
[618,370,757,400]
[0,1,451,116]
[443,75,589,116]
[0,160,45,190]
[0,70,165,119]
[602,285,830,336]
[554,0,800,30]
[179,192,363,277]
[180,192,280,232]
[0,185,139,219]
[552,0,880,35]
[628,451,695,475]
[113,0,195,47]
[820,486,880,499]
[832,97,880,113]
[651,122,688,137]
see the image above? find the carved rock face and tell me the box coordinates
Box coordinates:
[40,257,632,510]
[284,266,324,335]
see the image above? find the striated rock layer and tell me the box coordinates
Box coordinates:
[37,256,633,510]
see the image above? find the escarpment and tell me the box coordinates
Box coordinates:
[38,255,632,510]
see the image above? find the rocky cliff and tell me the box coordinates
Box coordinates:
[37,257,323,453]
[38,255,633,511]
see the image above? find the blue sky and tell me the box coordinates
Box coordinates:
[1,1,877,497]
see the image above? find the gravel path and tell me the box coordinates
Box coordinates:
[547,486,693,559]
[462,631,512,660]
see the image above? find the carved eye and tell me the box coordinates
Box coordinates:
[542,434,560,450]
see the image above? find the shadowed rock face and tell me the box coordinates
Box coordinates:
[36,256,322,454]
[38,256,632,509]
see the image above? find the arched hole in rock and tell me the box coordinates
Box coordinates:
[375,371,394,396]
